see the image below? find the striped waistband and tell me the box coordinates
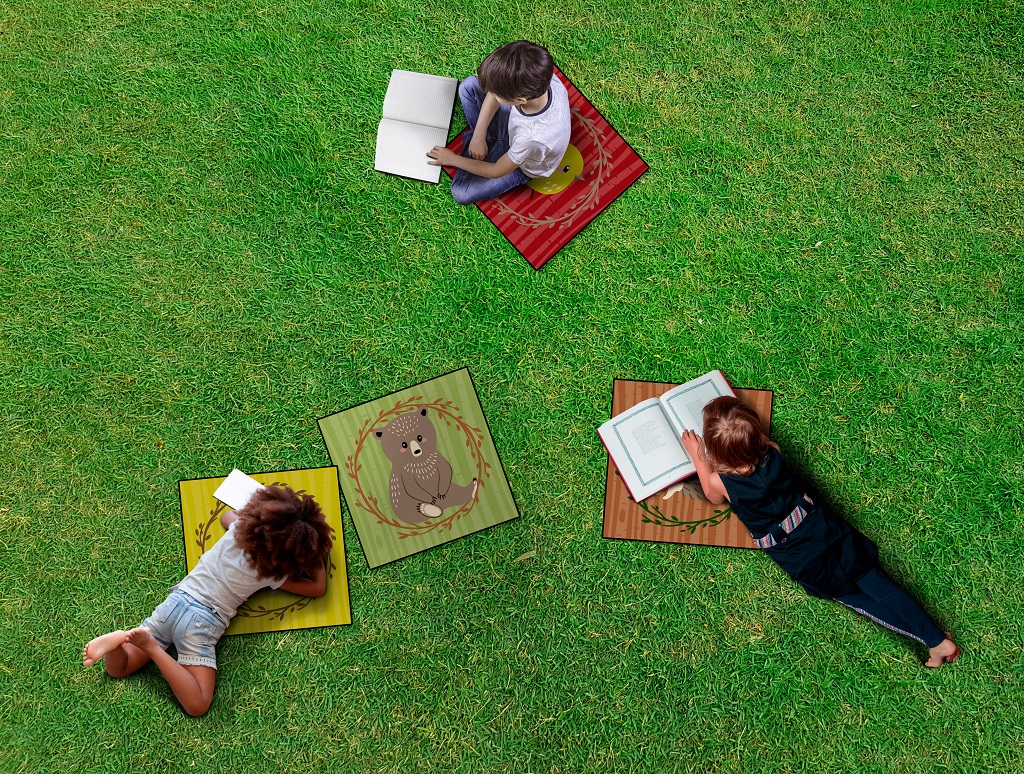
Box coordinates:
[752,496,815,549]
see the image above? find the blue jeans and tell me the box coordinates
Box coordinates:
[450,76,529,205]
[141,589,226,669]
[833,567,946,647]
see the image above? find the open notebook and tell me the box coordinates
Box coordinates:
[375,70,458,183]
[211,468,264,510]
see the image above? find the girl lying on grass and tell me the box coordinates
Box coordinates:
[681,396,960,668]
[83,485,333,715]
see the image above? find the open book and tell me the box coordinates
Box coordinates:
[374,70,459,183]
[597,370,735,502]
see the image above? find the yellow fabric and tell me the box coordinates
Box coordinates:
[178,467,351,635]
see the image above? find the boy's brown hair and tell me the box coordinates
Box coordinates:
[233,485,333,580]
[701,396,768,474]
[477,41,554,101]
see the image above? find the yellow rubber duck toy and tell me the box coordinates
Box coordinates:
[528,143,584,195]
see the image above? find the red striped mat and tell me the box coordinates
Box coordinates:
[444,67,648,270]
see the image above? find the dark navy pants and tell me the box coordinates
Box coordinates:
[833,567,946,648]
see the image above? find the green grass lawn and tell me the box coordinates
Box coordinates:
[2,0,1022,770]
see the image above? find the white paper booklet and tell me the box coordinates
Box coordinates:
[597,370,736,502]
[374,69,459,183]
[212,469,266,511]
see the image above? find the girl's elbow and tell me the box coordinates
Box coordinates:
[311,576,328,597]
[703,489,726,505]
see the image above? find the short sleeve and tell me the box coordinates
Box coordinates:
[506,136,532,168]
[266,575,287,590]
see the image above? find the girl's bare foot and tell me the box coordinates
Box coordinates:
[925,633,960,668]
[124,627,157,653]
[83,630,129,667]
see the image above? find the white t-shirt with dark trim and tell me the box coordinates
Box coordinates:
[507,76,571,178]
[172,522,287,627]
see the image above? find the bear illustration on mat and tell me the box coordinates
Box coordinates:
[375,407,479,524]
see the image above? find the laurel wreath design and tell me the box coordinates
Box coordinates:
[615,470,734,534]
[490,107,612,229]
[345,396,492,540]
[194,481,338,622]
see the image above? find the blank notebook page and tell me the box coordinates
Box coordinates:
[375,119,448,182]
[382,70,458,129]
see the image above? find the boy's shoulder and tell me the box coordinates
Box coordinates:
[549,74,569,107]
[517,76,570,129]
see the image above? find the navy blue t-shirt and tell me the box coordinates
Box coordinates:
[718,447,802,540]
[720,447,879,598]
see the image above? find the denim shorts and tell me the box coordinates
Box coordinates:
[141,589,226,669]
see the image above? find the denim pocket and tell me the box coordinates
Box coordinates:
[184,612,216,649]
[150,596,178,625]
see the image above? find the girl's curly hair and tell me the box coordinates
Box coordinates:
[232,485,333,581]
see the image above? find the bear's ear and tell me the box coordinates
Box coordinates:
[420,407,427,416]
[374,431,384,438]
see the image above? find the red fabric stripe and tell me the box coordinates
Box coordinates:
[444,66,648,269]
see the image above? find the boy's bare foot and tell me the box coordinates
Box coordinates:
[124,626,158,653]
[925,634,960,668]
[83,630,129,667]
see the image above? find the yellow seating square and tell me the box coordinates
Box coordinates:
[178,466,351,635]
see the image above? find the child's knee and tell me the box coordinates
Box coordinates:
[451,182,479,206]
[459,75,480,101]
[104,663,131,679]
[183,697,213,717]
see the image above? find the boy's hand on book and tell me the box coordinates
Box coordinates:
[467,134,488,160]
[427,146,458,167]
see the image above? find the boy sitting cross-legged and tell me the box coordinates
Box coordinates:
[427,41,571,205]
